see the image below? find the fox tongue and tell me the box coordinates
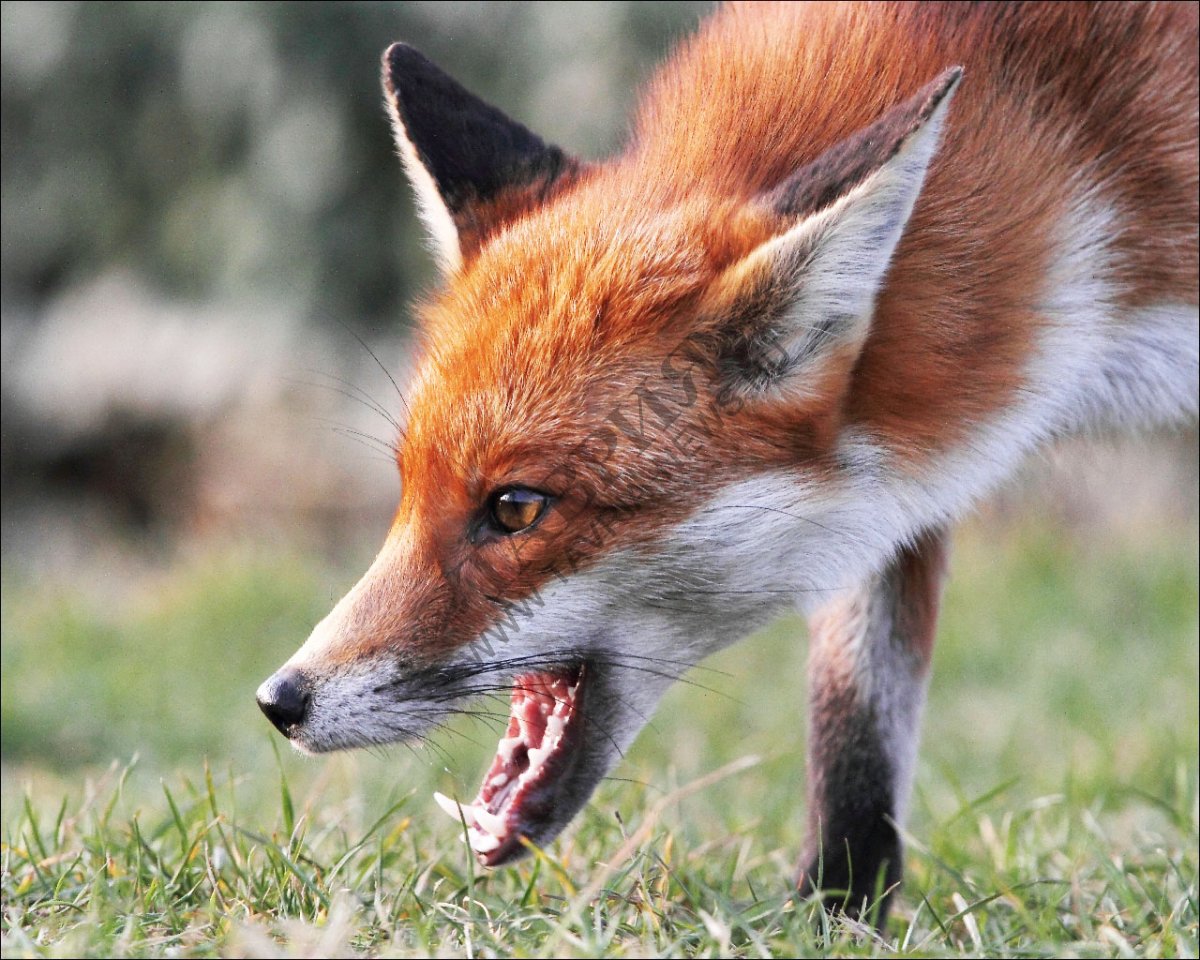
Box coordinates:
[433,667,584,863]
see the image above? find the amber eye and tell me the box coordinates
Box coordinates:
[488,488,550,534]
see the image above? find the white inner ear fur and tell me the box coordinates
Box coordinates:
[386,100,463,274]
[736,81,958,390]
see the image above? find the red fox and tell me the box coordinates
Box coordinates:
[257,1,1199,921]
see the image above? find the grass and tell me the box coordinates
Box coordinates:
[2,509,1197,957]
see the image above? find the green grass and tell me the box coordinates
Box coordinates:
[2,515,1197,957]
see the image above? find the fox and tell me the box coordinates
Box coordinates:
[256,1,1199,923]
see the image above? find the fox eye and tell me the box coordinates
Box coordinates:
[488,488,550,534]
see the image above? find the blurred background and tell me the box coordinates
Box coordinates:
[1,1,1195,828]
[1,0,716,572]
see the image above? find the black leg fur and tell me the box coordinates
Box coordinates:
[800,529,948,927]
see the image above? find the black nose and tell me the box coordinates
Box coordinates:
[256,668,311,735]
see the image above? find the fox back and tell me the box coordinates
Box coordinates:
[258,1,1199,923]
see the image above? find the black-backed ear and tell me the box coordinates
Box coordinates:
[712,68,962,396]
[383,43,582,273]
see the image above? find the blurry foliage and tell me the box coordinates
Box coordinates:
[1,547,334,767]
[0,1,712,328]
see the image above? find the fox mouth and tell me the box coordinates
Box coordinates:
[434,663,587,864]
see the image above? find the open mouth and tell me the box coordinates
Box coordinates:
[434,663,586,864]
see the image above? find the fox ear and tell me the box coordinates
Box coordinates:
[383,43,581,274]
[712,68,962,396]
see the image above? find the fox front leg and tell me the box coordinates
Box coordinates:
[799,528,949,925]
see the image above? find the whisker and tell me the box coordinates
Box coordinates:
[713,499,871,550]
[289,373,406,446]
[307,369,404,432]
[318,426,399,465]
[326,422,401,459]
[336,319,412,424]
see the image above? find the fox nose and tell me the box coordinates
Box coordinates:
[256,668,311,735]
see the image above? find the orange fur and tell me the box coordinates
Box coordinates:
[380,2,1197,655]
[260,3,1197,912]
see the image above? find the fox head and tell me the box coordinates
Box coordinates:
[257,42,960,864]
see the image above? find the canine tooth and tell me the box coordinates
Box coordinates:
[473,807,507,836]
[433,792,477,827]
[489,772,510,789]
[469,830,501,854]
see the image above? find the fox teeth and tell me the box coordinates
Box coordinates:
[544,713,566,741]
[472,807,507,837]
[469,830,501,854]
[433,792,477,827]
